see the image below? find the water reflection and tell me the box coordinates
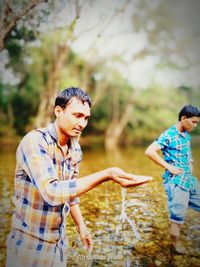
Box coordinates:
[0,146,200,266]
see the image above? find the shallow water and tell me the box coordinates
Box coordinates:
[0,145,200,267]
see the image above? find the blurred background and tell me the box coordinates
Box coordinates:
[0,1,200,266]
[0,0,200,150]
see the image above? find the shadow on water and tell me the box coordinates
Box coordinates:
[0,146,200,267]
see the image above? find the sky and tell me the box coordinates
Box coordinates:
[1,0,200,90]
[48,0,200,89]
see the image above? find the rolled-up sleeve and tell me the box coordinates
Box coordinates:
[69,169,80,206]
[155,131,171,149]
[68,147,82,206]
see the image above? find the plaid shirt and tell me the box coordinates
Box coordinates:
[6,123,82,266]
[155,125,197,191]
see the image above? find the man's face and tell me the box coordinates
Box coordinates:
[182,116,200,132]
[56,97,91,138]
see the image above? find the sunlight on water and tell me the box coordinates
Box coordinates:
[0,146,200,266]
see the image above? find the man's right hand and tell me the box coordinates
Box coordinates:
[107,167,153,188]
[76,167,152,197]
[166,164,184,175]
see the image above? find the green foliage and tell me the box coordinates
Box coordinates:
[11,91,37,135]
[1,2,199,145]
[122,86,190,144]
[5,27,36,68]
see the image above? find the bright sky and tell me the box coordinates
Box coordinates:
[64,0,200,89]
[1,0,200,89]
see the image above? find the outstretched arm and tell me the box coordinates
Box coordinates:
[76,167,152,197]
[145,142,183,175]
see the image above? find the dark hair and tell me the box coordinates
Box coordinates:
[55,87,92,109]
[178,104,200,121]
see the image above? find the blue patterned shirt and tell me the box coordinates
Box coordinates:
[155,125,197,191]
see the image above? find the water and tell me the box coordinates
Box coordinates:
[118,188,141,241]
[0,146,200,266]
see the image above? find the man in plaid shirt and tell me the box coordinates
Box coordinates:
[145,104,200,254]
[6,87,152,267]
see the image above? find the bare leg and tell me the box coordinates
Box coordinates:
[170,222,187,254]
[170,222,180,243]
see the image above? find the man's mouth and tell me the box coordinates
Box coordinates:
[73,128,82,133]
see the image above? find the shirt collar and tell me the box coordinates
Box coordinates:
[47,123,72,158]
[48,122,58,141]
[173,124,188,138]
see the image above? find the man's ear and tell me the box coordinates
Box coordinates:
[54,106,63,118]
[181,115,187,120]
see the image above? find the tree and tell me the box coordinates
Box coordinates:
[1,0,199,148]
[0,0,47,51]
[34,1,82,127]
[74,0,200,150]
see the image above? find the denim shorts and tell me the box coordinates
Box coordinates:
[164,180,200,224]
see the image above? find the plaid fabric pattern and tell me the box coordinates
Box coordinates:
[6,123,82,266]
[155,125,197,191]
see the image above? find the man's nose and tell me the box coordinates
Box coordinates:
[193,123,198,128]
[78,118,87,129]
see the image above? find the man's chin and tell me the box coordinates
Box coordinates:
[71,132,81,138]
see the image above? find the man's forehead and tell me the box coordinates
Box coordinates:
[66,97,91,114]
[190,116,200,122]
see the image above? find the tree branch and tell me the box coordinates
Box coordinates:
[0,0,46,51]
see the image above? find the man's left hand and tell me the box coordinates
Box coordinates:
[77,224,93,251]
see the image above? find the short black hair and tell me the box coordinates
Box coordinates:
[178,104,200,121]
[55,87,92,109]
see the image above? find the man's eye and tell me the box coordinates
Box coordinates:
[74,114,81,118]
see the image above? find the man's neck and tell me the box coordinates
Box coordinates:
[176,122,187,135]
[176,122,183,133]
[54,121,70,146]
[59,143,69,156]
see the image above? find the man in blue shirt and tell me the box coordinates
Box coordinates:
[145,104,200,254]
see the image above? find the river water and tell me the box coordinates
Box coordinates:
[0,145,200,267]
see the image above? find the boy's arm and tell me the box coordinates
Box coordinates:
[145,142,183,175]
[190,158,194,173]
[188,143,194,173]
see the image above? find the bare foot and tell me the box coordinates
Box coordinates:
[171,241,188,254]
[170,222,181,237]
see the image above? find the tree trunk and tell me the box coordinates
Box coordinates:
[105,90,138,151]
[35,45,69,127]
